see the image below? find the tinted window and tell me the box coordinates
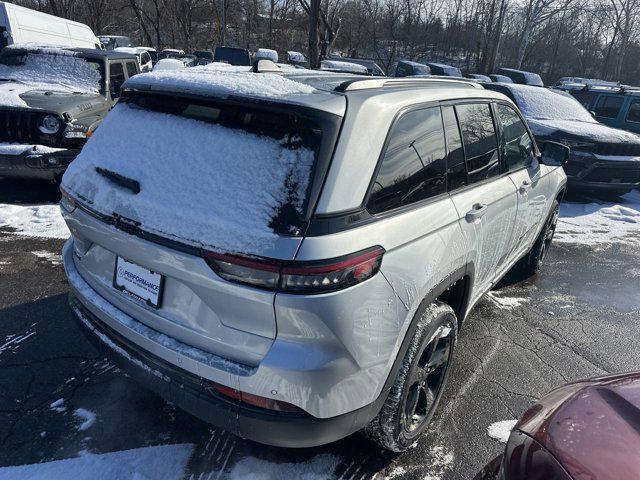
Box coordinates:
[594,95,624,118]
[368,107,447,214]
[141,52,151,64]
[627,101,640,123]
[496,104,534,171]
[442,106,466,191]
[455,103,500,184]
[125,61,138,78]
[109,62,125,98]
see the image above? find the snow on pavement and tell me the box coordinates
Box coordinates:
[487,291,530,310]
[556,190,640,246]
[73,408,97,432]
[487,420,518,443]
[32,250,62,265]
[0,444,194,480]
[0,204,69,239]
[222,454,339,480]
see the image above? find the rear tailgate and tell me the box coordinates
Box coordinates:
[61,86,345,365]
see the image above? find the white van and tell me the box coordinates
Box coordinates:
[0,2,100,49]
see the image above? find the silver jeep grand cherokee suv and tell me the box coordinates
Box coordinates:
[60,69,568,451]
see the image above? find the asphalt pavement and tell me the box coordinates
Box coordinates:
[1,180,639,479]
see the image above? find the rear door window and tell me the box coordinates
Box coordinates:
[367,107,447,214]
[455,103,500,184]
[627,100,640,123]
[594,95,624,118]
[442,106,466,191]
[495,104,534,171]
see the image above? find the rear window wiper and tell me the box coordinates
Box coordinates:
[96,167,140,194]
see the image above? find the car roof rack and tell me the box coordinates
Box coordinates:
[334,76,482,92]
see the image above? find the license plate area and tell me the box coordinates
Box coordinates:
[113,256,164,308]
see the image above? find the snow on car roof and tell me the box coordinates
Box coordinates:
[256,48,278,63]
[320,60,368,74]
[124,66,317,101]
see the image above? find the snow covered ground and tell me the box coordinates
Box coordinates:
[0,203,69,239]
[0,444,194,480]
[556,190,640,246]
[487,420,518,443]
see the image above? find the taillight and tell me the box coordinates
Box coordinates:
[205,381,304,413]
[203,246,385,294]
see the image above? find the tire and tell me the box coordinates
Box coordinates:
[364,301,457,452]
[516,200,559,277]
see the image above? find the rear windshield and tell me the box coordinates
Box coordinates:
[61,92,340,255]
[214,47,250,66]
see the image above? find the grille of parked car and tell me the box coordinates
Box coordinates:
[0,109,60,146]
[583,165,640,183]
[593,142,640,157]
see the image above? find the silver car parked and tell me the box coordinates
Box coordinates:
[60,70,568,451]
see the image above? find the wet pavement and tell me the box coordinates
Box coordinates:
[1,181,639,479]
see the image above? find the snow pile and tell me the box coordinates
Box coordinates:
[287,51,306,62]
[62,103,315,254]
[153,58,184,71]
[125,66,315,100]
[556,190,640,246]
[225,454,338,479]
[73,408,97,431]
[0,204,70,239]
[488,419,518,443]
[255,48,278,63]
[0,444,194,480]
[320,60,368,74]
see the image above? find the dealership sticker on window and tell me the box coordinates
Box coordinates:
[113,256,163,308]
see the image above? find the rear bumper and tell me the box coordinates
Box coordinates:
[69,295,379,448]
[0,145,79,180]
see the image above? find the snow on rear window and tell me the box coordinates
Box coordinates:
[124,68,315,100]
[61,102,316,255]
[509,85,595,123]
[0,52,101,93]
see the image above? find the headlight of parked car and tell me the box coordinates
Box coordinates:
[39,115,61,135]
[562,139,595,152]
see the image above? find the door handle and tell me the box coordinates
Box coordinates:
[465,203,488,222]
[519,180,531,194]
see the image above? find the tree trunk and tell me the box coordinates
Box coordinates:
[308,0,320,68]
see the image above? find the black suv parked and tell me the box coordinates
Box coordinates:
[0,46,139,181]
[485,82,640,196]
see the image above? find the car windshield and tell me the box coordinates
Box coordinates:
[510,85,597,123]
[0,50,102,93]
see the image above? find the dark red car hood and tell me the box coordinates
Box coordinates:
[516,372,640,480]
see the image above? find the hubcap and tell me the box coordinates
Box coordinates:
[403,325,453,433]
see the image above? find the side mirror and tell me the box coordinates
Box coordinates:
[590,110,597,118]
[539,140,569,167]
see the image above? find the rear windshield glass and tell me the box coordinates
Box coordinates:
[62,92,334,255]
[214,48,250,66]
